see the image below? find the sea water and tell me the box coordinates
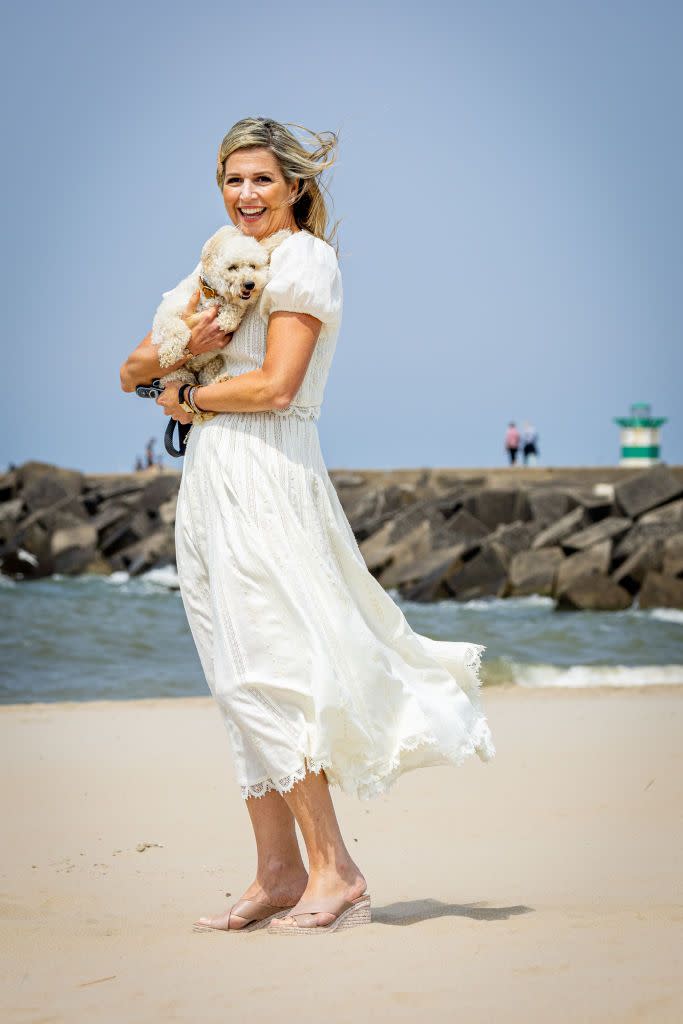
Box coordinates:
[1,569,682,703]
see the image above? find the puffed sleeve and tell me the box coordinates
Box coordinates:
[259,232,342,326]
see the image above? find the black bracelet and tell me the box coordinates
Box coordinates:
[178,383,192,407]
[191,386,206,413]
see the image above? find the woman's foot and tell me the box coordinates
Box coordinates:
[195,862,308,931]
[269,862,367,931]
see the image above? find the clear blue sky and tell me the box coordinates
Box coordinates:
[3,0,681,473]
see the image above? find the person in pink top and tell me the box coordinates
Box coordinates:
[505,421,520,465]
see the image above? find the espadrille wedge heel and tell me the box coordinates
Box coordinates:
[267,893,371,934]
[193,899,295,933]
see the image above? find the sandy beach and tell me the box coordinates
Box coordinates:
[1,686,682,1023]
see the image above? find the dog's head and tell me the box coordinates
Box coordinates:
[200,227,272,307]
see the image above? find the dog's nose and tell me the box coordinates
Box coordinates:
[244,281,255,290]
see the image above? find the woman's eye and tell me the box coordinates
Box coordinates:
[257,176,272,182]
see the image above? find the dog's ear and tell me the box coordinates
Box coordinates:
[259,229,292,257]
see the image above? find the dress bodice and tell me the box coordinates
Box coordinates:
[162,229,343,418]
[224,231,342,415]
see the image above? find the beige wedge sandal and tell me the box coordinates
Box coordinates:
[267,893,371,934]
[193,898,295,934]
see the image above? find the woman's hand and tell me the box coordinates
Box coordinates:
[182,290,233,357]
[156,382,193,424]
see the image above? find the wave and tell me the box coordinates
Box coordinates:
[502,662,683,688]
[462,595,555,611]
[100,567,180,590]
[646,608,683,626]
[142,566,180,590]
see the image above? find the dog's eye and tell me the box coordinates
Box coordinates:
[249,264,255,270]
[228,265,237,271]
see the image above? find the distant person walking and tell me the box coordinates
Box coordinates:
[145,437,156,469]
[521,422,540,466]
[505,422,520,465]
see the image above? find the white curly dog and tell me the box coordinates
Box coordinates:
[152,225,291,420]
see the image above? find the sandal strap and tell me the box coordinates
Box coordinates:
[230,898,288,923]
[289,893,367,919]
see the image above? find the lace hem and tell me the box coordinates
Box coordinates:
[239,714,495,802]
[270,404,321,421]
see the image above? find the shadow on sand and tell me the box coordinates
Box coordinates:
[372,898,533,926]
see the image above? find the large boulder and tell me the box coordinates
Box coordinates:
[638,571,683,610]
[613,518,683,560]
[463,489,530,530]
[343,486,425,541]
[18,462,86,519]
[662,534,683,578]
[557,575,631,611]
[90,503,133,536]
[0,507,85,578]
[611,539,665,594]
[108,529,176,576]
[100,510,157,556]
[359,521,396,573]
[136,474,181,514]
[438,507,489,547]
[83,477,148,511]
[528,489,577,524]
[159,496,178,526]
[399,545,467,602]
[568,490,615,522]
[556,540,612,596]
[445,546,508,601]
[561,517,632,553]
[0,497,24,528]
[387,498,446,544]
[377,522,433,588]
[0,470,18,503]
[507,546,564,597]
[487,522,540,568]
[431,486,466,519]
[0,520,53,578]
[51,524,99,575]
[639,498,683,526]
[614,466,683,519]
[532,505,586,549]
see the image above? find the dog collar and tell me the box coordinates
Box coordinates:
[199,276,219,300]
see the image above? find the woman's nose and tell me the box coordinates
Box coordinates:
[240,179,256,199]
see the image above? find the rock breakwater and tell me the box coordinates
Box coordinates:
[2,461,682,611]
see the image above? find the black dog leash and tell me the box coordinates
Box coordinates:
[135,379,192,459]
[164,418,192,458]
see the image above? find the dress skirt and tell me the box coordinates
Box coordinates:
[175,409,495,800]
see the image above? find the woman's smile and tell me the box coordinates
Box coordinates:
[222,148,299,239]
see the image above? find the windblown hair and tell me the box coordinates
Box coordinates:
[216,117,340,252]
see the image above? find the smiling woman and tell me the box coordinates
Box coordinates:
[122,116,494,937]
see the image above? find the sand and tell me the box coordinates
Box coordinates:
[1,686,682,1023]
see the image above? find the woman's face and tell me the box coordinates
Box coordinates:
[222,148,299,240]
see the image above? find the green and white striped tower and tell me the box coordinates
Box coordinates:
[613,403,667,467]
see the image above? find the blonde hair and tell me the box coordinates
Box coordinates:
[216,117,340,252]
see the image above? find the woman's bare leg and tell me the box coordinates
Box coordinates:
[272,769,367,929]
[195,789,308,928]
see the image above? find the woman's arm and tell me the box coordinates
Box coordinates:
[119,291,232,392]
[155,311,322,420]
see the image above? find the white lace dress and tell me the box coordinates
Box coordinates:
[174,229,495,800]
